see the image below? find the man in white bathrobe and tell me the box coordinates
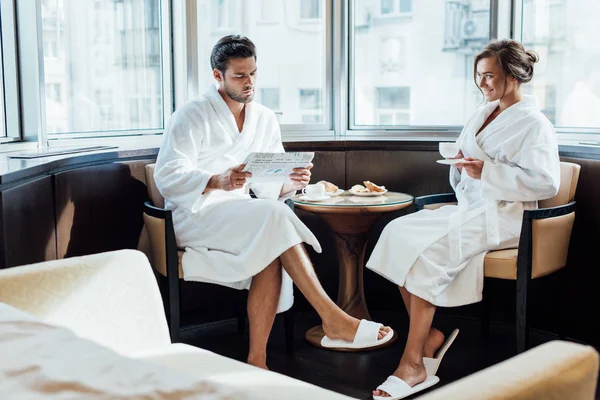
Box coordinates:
[155,35,392,368]
[368,40,561,399]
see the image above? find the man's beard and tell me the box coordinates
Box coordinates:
[224,81,254,104]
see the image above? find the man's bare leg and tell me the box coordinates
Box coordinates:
[374,294,435,397]
[399,287,444,358]
[279,244,390,342]
[247,258,281,369]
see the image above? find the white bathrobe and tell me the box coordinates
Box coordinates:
[154,85,321,313]
[366,96,560,307]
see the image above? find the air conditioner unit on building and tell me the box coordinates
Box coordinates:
[461,18,478,38]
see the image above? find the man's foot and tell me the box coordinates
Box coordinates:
[247,354,268,370]
[373,358,427,398]
[322,313,391,343]
[424,328,445,358]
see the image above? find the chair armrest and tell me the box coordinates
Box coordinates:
[415,193,457,211]
[523,201,575,220]
[144,200,171,219]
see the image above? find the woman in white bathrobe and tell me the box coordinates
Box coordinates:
[155,35,392,370]
[369,39,561,399]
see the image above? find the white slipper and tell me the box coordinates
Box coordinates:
[423,328,459,376]
[373,375,440,400]
[320,319,394,350]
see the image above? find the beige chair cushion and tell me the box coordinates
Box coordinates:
[143,213,184,278]
[418,340,599,400]
[145,163,165,209]
[484,249,518,279]
[423,202,457,210]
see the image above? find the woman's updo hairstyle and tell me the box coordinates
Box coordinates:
[474,39,539,85]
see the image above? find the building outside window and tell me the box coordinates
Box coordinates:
[259,88,280,111]
[40,0,164,134]
[522,0,600,130]
[376,87,410,125]
[353,0,489,127]
[299,88,322,123]
[301,0,321,19]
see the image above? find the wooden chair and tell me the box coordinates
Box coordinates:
[415,161,580,353]
[142,163,295,353]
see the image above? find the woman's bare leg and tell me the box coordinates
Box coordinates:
[399,287,444,357]
[374,294,436,397]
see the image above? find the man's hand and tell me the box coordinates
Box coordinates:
[455,157,484,180]
[205,164,252,193]
[282,163,313,194]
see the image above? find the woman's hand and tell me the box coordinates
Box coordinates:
[455,157,484,179]
[450,149,464,173]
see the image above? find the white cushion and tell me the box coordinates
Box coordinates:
[135,343,356,400]
[0,303,251,399]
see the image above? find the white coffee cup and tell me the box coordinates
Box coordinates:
[439,142,459,158]
[302,183,326,199]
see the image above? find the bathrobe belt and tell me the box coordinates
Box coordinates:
[448,181,500,263]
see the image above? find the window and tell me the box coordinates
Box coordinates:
[213,0,235,30]
[260,0,278,22]
[299,88,322,123]
[301,0,321,19]
[376,87,410,125]
[46,83,62,103]
[43,38,58,59]
[380,0,412,16]
[41,0,165,135]
[352,0,490,127]
[521,0,600,130]
[259,88,280,111]
[0,34,5,137]
[195,0,328,126]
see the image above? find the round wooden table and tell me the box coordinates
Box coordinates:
[293,191,414,351]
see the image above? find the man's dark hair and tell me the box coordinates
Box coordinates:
[210,35,257,73]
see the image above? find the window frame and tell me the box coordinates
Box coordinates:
[41,0,173,141]
[0,0,22,143]
[179,0,334,138]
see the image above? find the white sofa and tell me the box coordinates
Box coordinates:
[0,250,597,400]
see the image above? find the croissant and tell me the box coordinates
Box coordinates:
[317,180,339,193]
[351,184,370,193]
[363,181,386,192]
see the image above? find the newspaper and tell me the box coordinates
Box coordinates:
[242,152,314,183]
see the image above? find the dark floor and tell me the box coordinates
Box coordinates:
[180,311,600,400]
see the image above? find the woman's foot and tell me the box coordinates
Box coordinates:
[373,358,427,397]
[322,313,391,342]
[424,328,445,358]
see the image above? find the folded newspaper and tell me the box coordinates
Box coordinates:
[242,152,314,183]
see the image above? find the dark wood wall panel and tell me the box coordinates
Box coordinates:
[0,176,56,268]
[54,161,151,259]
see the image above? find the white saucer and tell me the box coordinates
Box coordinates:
[348,189,388,197]
[298,194,331,202]
[436,158,464,165]
[326,189,344,197]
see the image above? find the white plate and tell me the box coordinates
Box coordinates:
[326,189,344,197]
[298,194,331,202]
[348,189,388,197]
[436,159,464,165]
